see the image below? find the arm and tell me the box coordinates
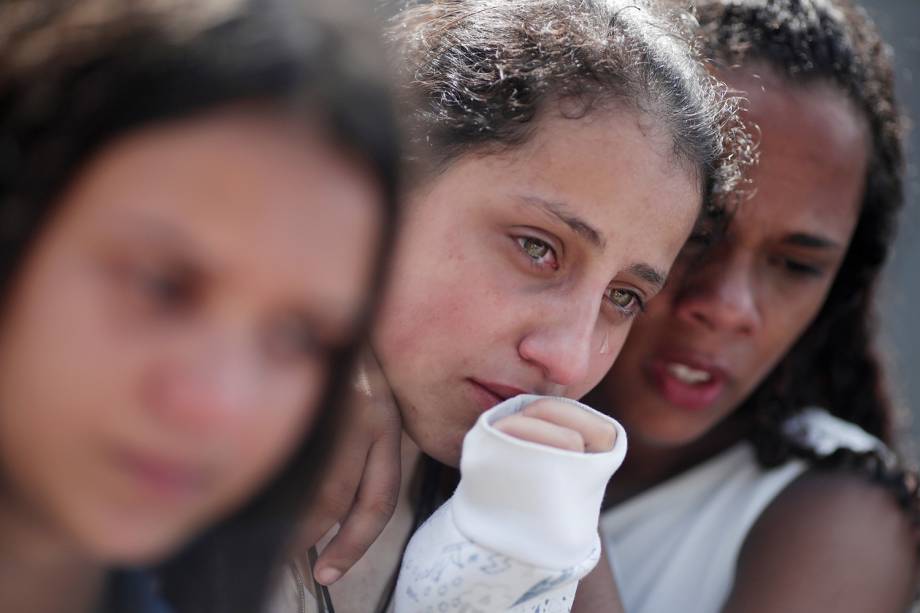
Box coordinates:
[722,470,918,613]
[394,395,627,613]
[571,544,625,613]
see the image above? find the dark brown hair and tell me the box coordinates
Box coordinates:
[388,0,754,214]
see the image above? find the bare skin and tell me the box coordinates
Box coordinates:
[723,471,917,612]
[572,546,625,613]
[493,398,618,454]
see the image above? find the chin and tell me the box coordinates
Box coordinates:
[423,435,463,468]
[434,444,462,469]
[411,426,463,468]
[400,405,466,468]
[76,517,196,565]
[622,410,714,449]
[640,428,707,449]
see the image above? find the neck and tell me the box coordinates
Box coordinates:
[0,492,106,613]
[605,412,752,507]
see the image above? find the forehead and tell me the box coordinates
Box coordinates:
[724,67,870,240]
[422,108,702,270]
[63,110,381,318]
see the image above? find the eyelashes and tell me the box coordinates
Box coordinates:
[516,236,559,271]
[764,253,827,279]
[604,286,645,317]
[513,233,645,319]
[780,258,824,277]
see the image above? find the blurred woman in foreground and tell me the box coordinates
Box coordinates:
[0,1,399,612]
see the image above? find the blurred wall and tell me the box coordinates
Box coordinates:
[859,0,920,451]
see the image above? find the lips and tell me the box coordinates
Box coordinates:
[467,379,527,412]
[115,448,207,502]
[645,352,729,412]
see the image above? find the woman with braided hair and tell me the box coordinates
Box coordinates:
[577,0,919,611]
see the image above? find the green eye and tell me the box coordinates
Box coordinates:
[519,237,550,260]
[605,288,643,315]
[514,235,559,271]
[609,288,635,308]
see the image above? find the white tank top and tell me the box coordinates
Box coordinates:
[599,408,886,613]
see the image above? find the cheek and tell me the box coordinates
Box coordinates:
[376,250,508,375]
[380,202,510,337]
[214,370,322,502]
[0,262,134,441]
[754,293,825,373]
[0,264,153,552]
[576,326,633,399]
[764,270,836,341]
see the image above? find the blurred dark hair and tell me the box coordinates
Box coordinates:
[696,0,918,523]
[388,0,754,217]
[0,1,400,612]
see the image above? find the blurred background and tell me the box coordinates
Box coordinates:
[860,0,920,453]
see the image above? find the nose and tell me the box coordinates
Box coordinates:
[144,332,262,435]
[675,254,760,335]
[517,294,600,388]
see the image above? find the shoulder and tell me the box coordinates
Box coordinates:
[751,469,915,558]
[727,468,919,612]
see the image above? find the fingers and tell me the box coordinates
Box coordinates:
[354,344,393,401]
[493,414,587,452]
[302,347,402,585]
[492,399,617,453]
[294,418,376,550]
[521,399,617,453]
[313,426,402,585]
[296,451,364,554]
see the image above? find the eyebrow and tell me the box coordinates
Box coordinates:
[517,194,667,291]
[106,212,200,256]
[626,263,667,291]
[109,213,360,333]
[782,232,843,250]
[518,195,606,250]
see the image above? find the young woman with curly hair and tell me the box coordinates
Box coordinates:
[276,1,753,612]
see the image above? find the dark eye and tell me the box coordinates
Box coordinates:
[515,236,558,270]
[768,254,824,278]
[784,259,824,277]
[135,267,194,312]
[265,315,324,363]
